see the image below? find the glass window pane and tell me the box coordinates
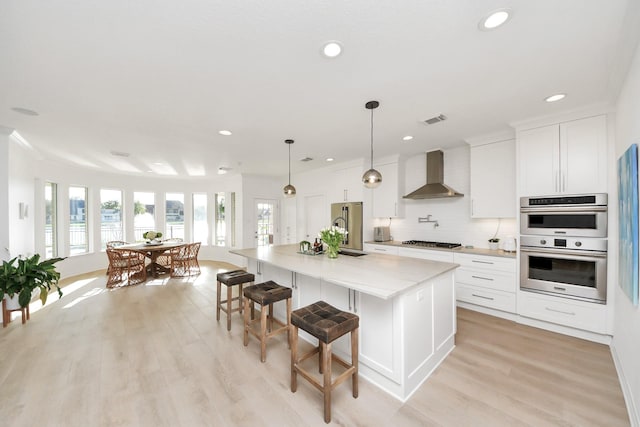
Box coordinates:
[134,192,155,241]
[215,192,226,246]
[192,193,208,245]
[100,189,123,249]
[69,186,88,255]
[45,182,58,259]
[165,192,184,240]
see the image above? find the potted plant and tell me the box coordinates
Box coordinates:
[0,254,65,309]
[488,238,500,250]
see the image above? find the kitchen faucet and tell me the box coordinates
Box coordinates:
[418,215,439,228]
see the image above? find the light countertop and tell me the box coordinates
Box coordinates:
[365,240,517,259]
[230,244,458,300]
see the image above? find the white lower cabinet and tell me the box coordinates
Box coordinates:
[397,247,454,262]
[453,253,516,314]
[517,290,607,334]
[363,243,399,255]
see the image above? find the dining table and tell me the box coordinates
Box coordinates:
[113,241,186,278]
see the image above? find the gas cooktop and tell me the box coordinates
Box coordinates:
[401,240,462,249]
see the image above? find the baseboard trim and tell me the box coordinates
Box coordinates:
[611,343,640,427]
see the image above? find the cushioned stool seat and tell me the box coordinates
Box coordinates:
[290,300,359,424]
[243,281,292,362]
[217,270,254,331]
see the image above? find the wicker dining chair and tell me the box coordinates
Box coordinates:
[105,241,130,275]
[106,248,147,288]
[170,242,201,277]
[156,238,184,270]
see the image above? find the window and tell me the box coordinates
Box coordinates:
[134,192,155,241]
[100,189,123,249]
[192,193,208,244]
[69,186,88,255]
[44,182,58,259]
[165,192,184,240]
[214,192,226,246]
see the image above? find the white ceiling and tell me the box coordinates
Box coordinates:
[1,0,639,179]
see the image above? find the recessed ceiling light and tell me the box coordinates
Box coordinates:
[153,162,163,166]
[11,107,39,116]
[326,158,334,162]
[322,41,342,58]
[219,130,232,136]
[479,9,512,31]
[403,136,414,141]
[544,93,566,103]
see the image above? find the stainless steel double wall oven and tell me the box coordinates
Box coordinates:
[519,194,608,304]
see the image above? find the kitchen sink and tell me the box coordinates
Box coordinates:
[338,250,367,257]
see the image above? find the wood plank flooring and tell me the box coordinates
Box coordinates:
[0,262,629,426]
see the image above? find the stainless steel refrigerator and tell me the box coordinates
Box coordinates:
[330,202,363,250]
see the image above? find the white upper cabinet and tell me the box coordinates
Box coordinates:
[371,161,404,218]
[518,115,607,196]
[469,139,516,218]
[328,163,364,203]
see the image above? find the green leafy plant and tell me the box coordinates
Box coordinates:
[0,254,65,308]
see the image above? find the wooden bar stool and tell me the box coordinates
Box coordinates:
[290,300,359,424]
[243,281,292,362]
[216,270,255,331]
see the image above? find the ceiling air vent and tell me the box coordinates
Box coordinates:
[423,114,447,125]
[300,157,313,162]
[110,150,130,157]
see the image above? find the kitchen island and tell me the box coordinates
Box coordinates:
[230,244,459,401]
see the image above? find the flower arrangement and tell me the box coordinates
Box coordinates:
[318,226,347,258]
[143,231,163,241]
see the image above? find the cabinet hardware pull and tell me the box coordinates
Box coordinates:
[545,307,576,316]
[348,288,352,311]
[472,260,494,264]
[471,275,494,281]
[353,289,358,313]
[374,248,386,251]
[553,286,566,291]
[471,293,494,301]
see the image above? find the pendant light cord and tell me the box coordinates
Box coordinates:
[370,107,374,169]
[288,143,291,185]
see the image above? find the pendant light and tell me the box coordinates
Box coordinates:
[283,139,296,198]
[362,100,382,188]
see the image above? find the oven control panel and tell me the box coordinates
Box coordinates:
[521,235,607,252]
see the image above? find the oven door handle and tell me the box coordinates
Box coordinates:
[520,206,607,213]
[520,246,607,259]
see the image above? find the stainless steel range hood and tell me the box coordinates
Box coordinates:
[403,150,463,199]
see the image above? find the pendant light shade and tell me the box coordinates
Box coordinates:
[284,139,296,198]
[362,100,382,188]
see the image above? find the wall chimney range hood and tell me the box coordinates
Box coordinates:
[403,150,463,199]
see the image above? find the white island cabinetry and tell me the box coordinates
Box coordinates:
[234,244,458,401]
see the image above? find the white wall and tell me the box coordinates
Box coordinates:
[613,33,640,427]
[240,174,282,250]
[0,129,11,262]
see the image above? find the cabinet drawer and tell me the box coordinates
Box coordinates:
[456,268,516,293]
[364,244,399,255]
[454,253,516,273]
[398,247,454,263]
[456,284,516,313]
[517,291,607,333]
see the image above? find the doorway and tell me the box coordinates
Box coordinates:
[255,199,277,247]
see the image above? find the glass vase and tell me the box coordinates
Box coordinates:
[327,244,339,259]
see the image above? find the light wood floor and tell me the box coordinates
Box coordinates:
[0,262,629,426]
